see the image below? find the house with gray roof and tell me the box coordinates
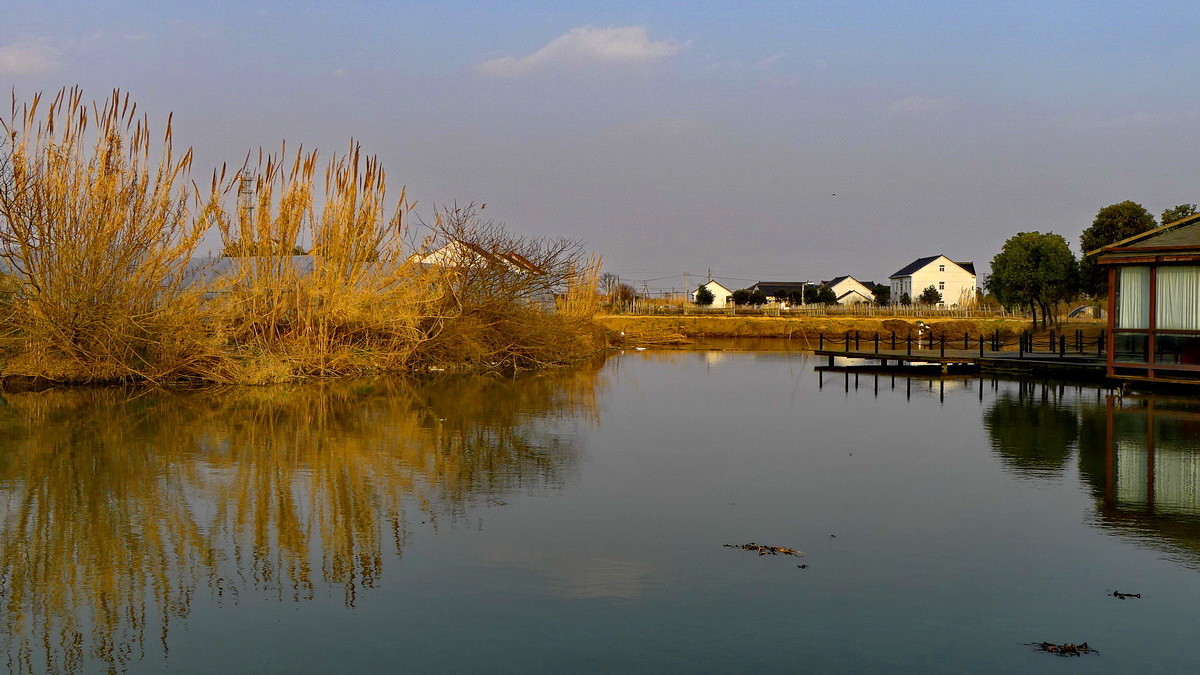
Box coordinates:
[889,255,976,305]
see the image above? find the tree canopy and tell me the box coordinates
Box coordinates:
[872,284,891,306]
[1161,203,1197,226]
[695,284,715,306]
[917,285,943,305]
[1079,201,1155,296]
[986,231,1078,328]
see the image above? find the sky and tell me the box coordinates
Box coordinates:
[3,1,1200,294]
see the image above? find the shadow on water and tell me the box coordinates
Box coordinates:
[0,361,605,673]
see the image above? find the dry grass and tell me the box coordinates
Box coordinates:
[0,88,211,383]
[0,89,601,385]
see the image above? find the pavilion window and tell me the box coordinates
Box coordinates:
[1116,266,1150,330]
[1156,266,1200,331]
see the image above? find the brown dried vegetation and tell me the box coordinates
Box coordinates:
[0,89,601,385]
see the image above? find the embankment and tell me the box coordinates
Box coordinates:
[599,314,1102,347]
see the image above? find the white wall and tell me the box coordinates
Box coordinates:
[890,256,976,305]
[693,280,734,308]
[828,277,875,305]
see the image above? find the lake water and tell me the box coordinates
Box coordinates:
[2,347,1200,672]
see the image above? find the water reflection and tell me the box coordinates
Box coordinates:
[1079,397,1200,566]
[827,371,1200,567]
[0,365,603,673]
[982,382,1079,479]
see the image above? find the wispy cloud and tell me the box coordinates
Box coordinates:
[476,26,683,78]
[757,53,785,69]
[0,39,61,75]
[887,95,958,116]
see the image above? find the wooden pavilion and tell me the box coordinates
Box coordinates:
[1094,213,1200,384]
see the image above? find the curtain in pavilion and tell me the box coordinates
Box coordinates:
[1117,266,1150,329]
[1156,266,1200,331]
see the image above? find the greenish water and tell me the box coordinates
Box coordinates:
[2,348,1200,672]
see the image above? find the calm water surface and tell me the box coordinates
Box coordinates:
[2,348,1200,672]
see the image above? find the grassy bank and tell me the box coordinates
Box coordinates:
[0,89,601,386]
[599,314,1103,347]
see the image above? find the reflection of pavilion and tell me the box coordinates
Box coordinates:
[1091,397,1200,563]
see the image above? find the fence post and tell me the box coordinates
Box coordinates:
[1060,334,1066,357]
[940,335,945,358]
[1097,329,1104,357]
[819,332,824,350]
[906,333,912,356]
[874,332,879,354]
[1019,331,1025,359]
[845,330,850,353]
[979,334,984,358]
[891,330,896,350]
[855,330,860,350]
[963,332,969,350]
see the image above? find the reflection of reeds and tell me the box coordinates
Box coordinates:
[0,365,603,672]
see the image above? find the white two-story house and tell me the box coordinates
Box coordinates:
[889,255,976,306]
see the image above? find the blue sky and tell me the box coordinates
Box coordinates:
[4,1,1199,292]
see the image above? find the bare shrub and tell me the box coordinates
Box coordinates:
[411,204,602,372]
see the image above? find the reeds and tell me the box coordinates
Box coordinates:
[0,89,602,384]
[0,88,211,383]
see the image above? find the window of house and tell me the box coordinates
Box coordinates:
[939,281,945,290]
[938,264,945,272]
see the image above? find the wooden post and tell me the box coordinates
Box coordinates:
[891,331,896,350]
[963,333,969,350]
[906,333,912,356]
[819,332,824,350]
[1098,329,1104,357]
[874,332,879,354]
[855,330,860,350]
[1060,334,1066,357]
[1019,331,1025,359]
[940,335,945,358]
[845,330,850,353]
[979,334,984,358]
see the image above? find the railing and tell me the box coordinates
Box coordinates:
[815,328,1107,359]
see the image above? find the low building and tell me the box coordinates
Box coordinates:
[693,280,735,308]
[748,281,811,304]
[889,256,976,305]
[819,275,877,305]
[1094,213,1200,384]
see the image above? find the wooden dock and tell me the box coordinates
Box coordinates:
[813,347,1107,380]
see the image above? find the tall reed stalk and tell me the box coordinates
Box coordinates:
[0,88,210,382]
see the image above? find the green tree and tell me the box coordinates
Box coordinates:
[872,284,891,306]
[986,231,1079,328]
[815,287,837,304]
[1079,201,1155,296]
[695,284,715,306]
[899,292,911,305]
[731,289,751,306]
[917,285,942,305]
[749,289,767,305]
[1161,203,1197,226]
